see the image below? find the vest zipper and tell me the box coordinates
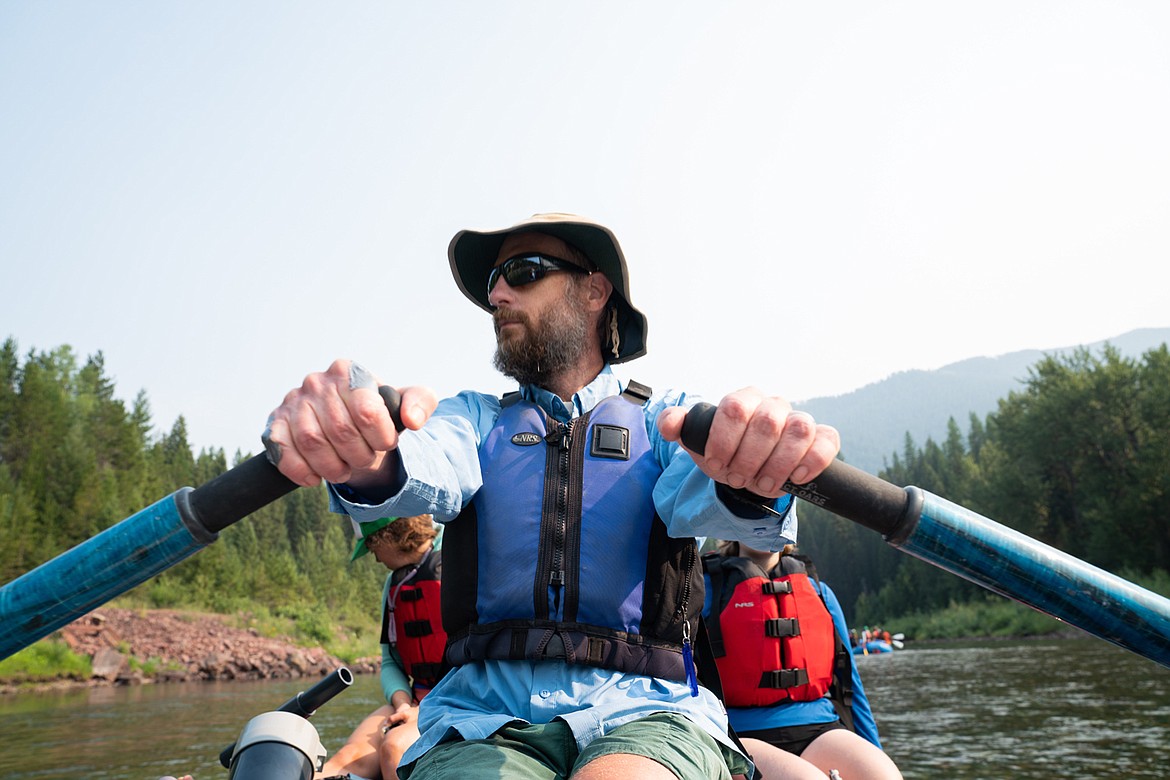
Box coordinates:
[672,541,699,696]
[545,418,574,618]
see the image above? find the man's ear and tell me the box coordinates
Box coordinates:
[585,272,613,311]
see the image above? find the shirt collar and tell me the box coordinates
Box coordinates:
[519,365,622,423]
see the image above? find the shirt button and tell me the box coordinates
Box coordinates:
[539,689,552,698]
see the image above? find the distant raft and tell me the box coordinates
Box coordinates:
[852,640,894,655]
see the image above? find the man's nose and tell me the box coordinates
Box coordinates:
[488,275,515,308]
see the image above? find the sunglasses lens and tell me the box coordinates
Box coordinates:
[486,255,586,297]
[488,256,546,294]
[506,264,544,287]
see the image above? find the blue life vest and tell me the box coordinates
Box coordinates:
[440,383,702,681]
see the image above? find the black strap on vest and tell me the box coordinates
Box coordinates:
[693,616,760,780]
[829,627,856,732]
[499,380,651,410]
[380,590,392,646]
[411,662,444,687]
[794,553,855,733]
[701,552,728,657]
[621,380,653,404]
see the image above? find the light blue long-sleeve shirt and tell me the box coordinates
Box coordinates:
[329,366,798,774]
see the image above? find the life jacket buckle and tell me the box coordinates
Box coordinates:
[762,579,792,595]
[760,668,809,689]
[764,617,800,638]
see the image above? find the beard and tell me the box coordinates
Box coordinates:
[493,289,592,387]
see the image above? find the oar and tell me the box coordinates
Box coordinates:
[680,402,1170,669]
[7,392,1170,668]
[0,389,404,661]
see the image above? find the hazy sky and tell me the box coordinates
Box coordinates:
[3,2,1168,459]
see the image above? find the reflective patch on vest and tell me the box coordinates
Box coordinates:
[511,432,543,446]
[590,425,630,460]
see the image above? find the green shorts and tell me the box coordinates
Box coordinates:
[399,712,750,780]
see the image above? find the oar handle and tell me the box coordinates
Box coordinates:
[680,402,916,538]
[218,666,354,768]
[188,387,404,534]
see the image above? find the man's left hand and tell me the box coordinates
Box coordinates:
[657,387,840,498]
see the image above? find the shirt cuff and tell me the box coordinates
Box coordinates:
[715,483,794,520]
[713,488,797,552]
[327,482,407,524]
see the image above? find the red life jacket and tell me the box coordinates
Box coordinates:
[382,548,447,697]
[703,551,841,708]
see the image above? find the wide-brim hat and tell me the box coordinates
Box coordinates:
[448,213,648,363]
[349,516,398,562]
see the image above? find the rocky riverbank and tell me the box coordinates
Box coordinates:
[2,608,378,693]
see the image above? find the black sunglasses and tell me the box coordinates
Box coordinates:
[487,254,590,296]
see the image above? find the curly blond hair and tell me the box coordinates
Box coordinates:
[366,514,437,554]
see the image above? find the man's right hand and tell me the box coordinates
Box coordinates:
[261,359,438,489]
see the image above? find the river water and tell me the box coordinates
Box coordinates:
[1,637,1167,779]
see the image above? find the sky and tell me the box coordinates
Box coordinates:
[2,1,1169,459]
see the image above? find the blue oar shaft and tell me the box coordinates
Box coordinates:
[893,489,1170,667]
[0,452,302,660]
[0,489,214,659]
[678,402,1170,669]
[0,394,407,661]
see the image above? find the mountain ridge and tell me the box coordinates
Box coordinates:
[794,327,1170,474]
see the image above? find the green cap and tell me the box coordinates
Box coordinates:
[349,516,399,562]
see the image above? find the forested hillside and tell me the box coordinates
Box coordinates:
[0,338,387,650]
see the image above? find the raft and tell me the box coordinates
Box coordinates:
[852,640,893,655]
